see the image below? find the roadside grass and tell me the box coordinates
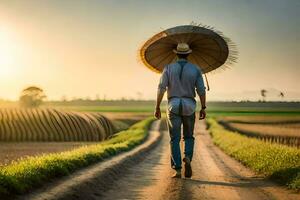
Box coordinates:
[0,117,155,196]
[207,118,300,190]
[112,120,131,131]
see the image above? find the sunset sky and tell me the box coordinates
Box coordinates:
[0,0,299,101]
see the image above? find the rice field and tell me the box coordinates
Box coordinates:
[0,108,117,142]
[207,118,300,190]
[0,117,155,195]
[219,115,300,124]
[218,116,300,147]
[223,123,300,137]
[46,101,300,116]
[102,112,152,126]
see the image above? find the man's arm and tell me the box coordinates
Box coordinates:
[196,70,207,120]
[156,89,165,109]
[155,67,168,119]
[199,94,206,109]
[155,89,165,119]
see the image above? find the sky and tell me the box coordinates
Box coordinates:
[0,0,299,101]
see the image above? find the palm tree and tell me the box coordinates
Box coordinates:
[260,89,267,102]
[279,91,284,100]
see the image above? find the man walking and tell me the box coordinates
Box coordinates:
[154,43,206,178]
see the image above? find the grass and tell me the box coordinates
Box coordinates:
[217,115,300,147]
[217,115,300,124]
[0,117,155,196]
[222,122,300,138]
[207,118,300,190]
[47,101,300,115]
[55,105,300,117]
[207,110,300,117]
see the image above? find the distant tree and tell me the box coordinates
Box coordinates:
[19,86,46,108]
[260,89,267,102]
[279,91,284,98]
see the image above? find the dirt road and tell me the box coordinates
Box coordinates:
[100,119,299,200]
[23,119,299,200]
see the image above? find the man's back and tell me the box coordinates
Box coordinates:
[165,60,203,99]
[158,58,206,116]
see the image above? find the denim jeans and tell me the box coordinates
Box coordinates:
[167,111,195,169]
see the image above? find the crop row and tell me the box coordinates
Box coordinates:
[0,117,155,196]
[218,120,300,148]
[207,118,300,190]
[0,108,116,141]
[218,115,300,124]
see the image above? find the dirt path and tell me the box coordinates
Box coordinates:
[100,119,300,200]
[22,119,299,200]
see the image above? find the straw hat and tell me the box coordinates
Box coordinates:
[173,43,192,54]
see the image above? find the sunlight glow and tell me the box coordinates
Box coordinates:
[0,27,18,78]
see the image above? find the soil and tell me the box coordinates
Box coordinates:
[0,142,98,166]
[18,119,300,200]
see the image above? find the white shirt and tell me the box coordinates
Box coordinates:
[158,59,206,116]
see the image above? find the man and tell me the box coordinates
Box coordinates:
[154,43,206,178]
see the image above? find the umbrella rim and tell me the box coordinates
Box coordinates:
[139,24,237,74]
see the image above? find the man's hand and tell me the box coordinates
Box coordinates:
[199,109,206,120]
[154,107,161,119]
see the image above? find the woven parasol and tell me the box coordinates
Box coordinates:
[139,23,238,83]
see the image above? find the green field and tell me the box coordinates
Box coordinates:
[1,100,299,194]
[207,118,300,190]
[45,101,300,116]
[0,117,154,196]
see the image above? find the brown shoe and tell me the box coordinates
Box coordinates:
[183,157,192,178]
[171,169,181,178]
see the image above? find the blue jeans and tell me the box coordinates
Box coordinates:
[167,111,195,169]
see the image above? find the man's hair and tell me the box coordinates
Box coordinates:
[177,54,189,59]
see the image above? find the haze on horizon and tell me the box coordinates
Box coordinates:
[0,0,299,101]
